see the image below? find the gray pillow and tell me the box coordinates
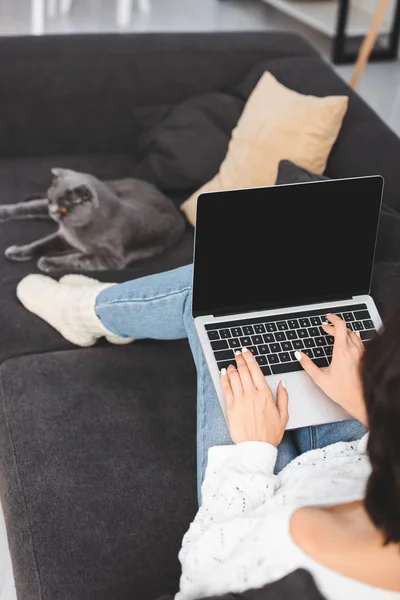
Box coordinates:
[276,160,329,185]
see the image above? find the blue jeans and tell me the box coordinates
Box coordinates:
[96,264,366,501]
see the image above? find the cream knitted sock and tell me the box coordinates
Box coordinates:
[59,274,134,345]
[17,274,134,347]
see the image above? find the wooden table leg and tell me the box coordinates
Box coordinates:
[350,0,392,88]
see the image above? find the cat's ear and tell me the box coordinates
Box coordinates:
[51,168,65,179]
[73,185,93,204]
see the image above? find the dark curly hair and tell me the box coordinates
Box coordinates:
[362,303,400,545]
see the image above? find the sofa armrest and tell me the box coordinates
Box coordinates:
[0,32,316,158]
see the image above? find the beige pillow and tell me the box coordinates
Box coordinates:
[180,72,348,226]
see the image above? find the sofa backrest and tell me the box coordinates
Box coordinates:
[0,32,316,158]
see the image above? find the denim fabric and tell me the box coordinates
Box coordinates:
[96,264,367,502]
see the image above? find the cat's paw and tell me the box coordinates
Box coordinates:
[37,257,57,273]
[5,245,33,262]
[0,208,11,223]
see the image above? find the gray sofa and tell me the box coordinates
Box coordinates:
[0,31,400,600]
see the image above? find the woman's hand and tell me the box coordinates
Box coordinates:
[220,348,289,447]
[295,313,368,426]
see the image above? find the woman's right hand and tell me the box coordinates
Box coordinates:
[295,313,368,426]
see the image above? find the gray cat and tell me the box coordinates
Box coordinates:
[0,168,186,272]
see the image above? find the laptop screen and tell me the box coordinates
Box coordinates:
[192,176,383,317]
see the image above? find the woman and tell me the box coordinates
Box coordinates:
[17,265,400,599]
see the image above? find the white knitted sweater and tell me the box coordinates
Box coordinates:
[176,435,398,600]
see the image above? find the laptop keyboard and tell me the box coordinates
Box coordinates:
[206,303,377,377]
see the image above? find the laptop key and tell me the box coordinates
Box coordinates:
[248,346,259,356]
[354,310,370,321]
[279,352,291,362]
[254,324,266,334]
[263,333,275,343]
[251,335,264,345]
[361,330,376,341]
[309,327,320,337]
[220,329,231,339]
[281,341,293,351]
[343,312,355,322]
[363,319,374,330]
[315,336,327,347]
[353,321,364,331]
[287,330,298,340]
[299,318,311,327]
[265,323,277,333]
[293,340,304,350]
[256,355,268,366]
[327,335,334,345]
[346,322,354,331]
[271,361,302,375]
[217,359,237,371]
[304,338,315,348]
[298,329,308,339]
[314,347,324,358]
[310,317,322,326]
[214,349,235,361]
[207,330,220,341]
[211,340,229,350]
[243,325,254,336]
[231,327,242,337]
[277,322,289,331]
[303,349,314,358]
[261,365,272,376]
[240,336,252,346]
[313,357,329,368]
[275,332,286,342]
[229,338,241,349]
[270,343,281,353]
[324,345,333,356]
[267,353,279,365]
[258,344,270,355]
[288,319,300,329]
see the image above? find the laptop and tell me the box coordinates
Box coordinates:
[192,176,384,429]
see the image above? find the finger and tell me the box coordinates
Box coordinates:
[321,323,335,336]
[241,347,268,390]
[220,368,234,408]
[326,314,348,346]
[227,363,244,396]
[349,329,364,352]
[235,350,255,392]
[295,350,324,385]
[276,380,289,424]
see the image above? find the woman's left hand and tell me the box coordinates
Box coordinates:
[221,348,289,447]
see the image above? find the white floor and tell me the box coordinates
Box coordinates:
[0,0,399,134]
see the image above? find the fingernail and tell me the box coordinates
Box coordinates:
[281,380,286,389]
[356,331,361,338]
[294,351,302,361]
[235,350,241,355]
[221,368,227,376]
[241,347,249,353]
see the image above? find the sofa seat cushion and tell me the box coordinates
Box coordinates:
[0,343,198,600]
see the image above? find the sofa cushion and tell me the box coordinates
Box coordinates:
[133,93,244,193]
[0,343,198,600]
